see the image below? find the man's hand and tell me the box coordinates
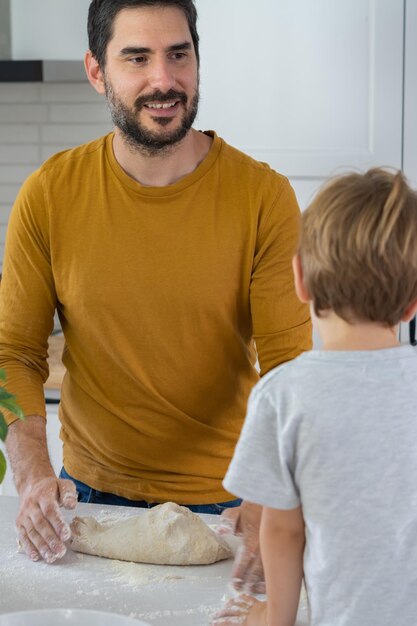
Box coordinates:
[6,414,77,563]
[16,475,77,563]
[218,501,265,594]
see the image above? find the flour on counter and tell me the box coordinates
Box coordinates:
[136,603,223,621]
[109,559,226,588]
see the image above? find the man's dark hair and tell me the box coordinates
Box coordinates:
[87,0,199,69]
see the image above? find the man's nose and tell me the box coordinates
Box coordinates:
[148,59,177,92]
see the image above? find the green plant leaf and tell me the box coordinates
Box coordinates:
[0,449,6,483]
[0,395,25,420]
[0,388,15,401]
[0,369,6,382]
[0,412,8,442]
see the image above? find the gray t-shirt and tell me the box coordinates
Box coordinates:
[224,345,417,626]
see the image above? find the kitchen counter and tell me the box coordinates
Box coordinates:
[0,496,308,625]
[45,333,65,390]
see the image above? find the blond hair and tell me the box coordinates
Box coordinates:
[299,168,417,326]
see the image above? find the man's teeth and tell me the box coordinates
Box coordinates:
[146,102,177,109]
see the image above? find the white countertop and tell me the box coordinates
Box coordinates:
[0,496,308,625]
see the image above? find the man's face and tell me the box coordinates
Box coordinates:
[102,5,199,154]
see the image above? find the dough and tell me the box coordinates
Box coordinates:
[70,501,233,565]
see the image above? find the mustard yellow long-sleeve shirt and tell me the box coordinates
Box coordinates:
[0,131,311,503]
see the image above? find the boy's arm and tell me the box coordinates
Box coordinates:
[211,506,304,626]
[261,505,305,626]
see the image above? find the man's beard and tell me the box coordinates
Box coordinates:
[104,79,199,156]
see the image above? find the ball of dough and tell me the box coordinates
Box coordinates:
[70,501,233,565]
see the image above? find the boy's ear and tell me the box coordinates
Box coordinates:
[292,254,311,303]
[401,298,417,322]
[84,50,106,95]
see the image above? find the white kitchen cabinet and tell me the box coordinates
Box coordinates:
[196,0,404,179]
[404,0,417,185]
[10,0,90,61]
[398,0,417,345]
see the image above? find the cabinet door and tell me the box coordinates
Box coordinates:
[400,0,417,345]
[196,0,404,177]
[10,0,89,60]
[404,0,417,185]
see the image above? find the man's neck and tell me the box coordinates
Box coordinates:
[112,128,212,187]
[314,309,400,351]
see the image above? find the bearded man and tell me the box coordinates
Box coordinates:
[0,0,311,591]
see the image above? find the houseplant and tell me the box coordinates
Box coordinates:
[0,369,25,483]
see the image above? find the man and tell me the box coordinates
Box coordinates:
[0,0,311,588]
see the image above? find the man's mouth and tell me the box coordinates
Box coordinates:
[144,101,179,110]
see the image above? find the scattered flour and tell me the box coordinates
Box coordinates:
[94,510,132,524]
[135,603,222,621]
[108,559,222,588]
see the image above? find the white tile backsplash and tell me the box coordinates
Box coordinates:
[0,83,41,103]
[0,81,112,270]
[40,83,105,103]
[0,165,36,183]
[0,104,48,123]
[0,124,40,143]
[49,103,110,123]
[0,144,40,164]
[0,184,24,203]
[0,205,12,222]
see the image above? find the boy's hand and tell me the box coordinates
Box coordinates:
[211,595,267,625]
[218,501,265,594]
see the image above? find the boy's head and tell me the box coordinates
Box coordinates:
[294,168,417,326]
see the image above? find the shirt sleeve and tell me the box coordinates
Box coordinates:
[223,384,300,509]
[250,178,312,375]
[0,169,56,423]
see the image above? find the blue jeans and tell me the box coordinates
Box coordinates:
[59,467,241,515]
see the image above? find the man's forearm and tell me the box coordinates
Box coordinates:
[6,414,55,495]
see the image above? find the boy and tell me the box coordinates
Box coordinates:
[213,168,417,626]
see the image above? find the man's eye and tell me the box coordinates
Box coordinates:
[130,56,147,64]
[171,52,187,60]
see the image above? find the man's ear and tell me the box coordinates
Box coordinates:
[84,50,106,95]
[292,254,311,303]
[401,298,417,322]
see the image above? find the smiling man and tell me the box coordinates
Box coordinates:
[0,0,311,589]
[94,3,202,158]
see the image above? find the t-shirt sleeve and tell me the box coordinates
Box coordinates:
[0,169,56,422]
[223,384,300,510]
[250,178,312,375]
